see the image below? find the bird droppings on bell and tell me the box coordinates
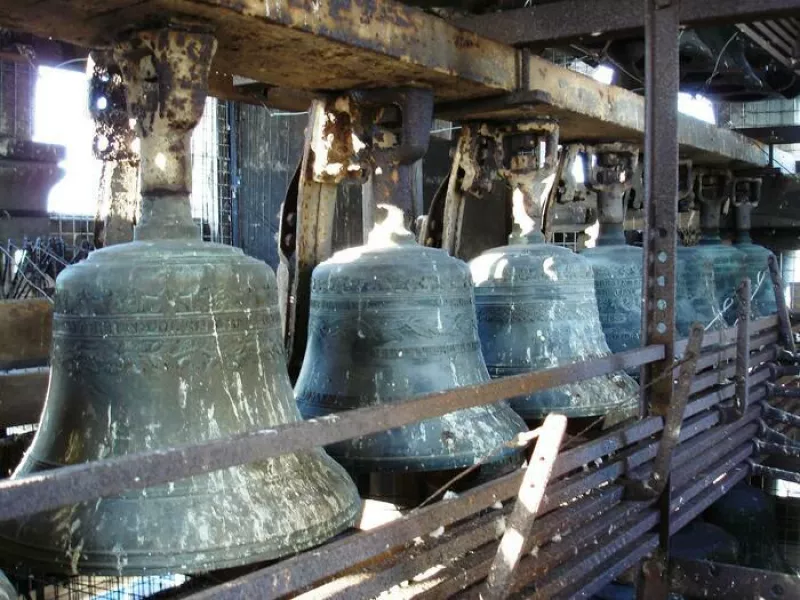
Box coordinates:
[580,145,642,357]
[733,178,778,319]
[470,179,639,431]
[0,28,361,577]
[294,204,528,506]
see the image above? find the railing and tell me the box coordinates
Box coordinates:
[0,314,785,598]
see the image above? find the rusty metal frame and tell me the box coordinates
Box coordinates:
[456,0,800,47]
[0,344,663,522]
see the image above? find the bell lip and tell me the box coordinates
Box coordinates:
[326,442,524,474]
[0,498,361,577]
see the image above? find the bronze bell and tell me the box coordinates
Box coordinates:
[733,178,778,318]
[0,29,360,576]
[580,144,642,355]
[295,205,527,481]
[683,169,746,328]
[468,123,639,426]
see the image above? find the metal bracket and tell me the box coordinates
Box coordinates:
[424,118,560,259]
[585,143,640,245]
[750,461,800,485]
[277,86,433,379]
[627,322,704,500]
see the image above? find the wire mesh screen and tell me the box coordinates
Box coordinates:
[49,215,95,249]
[551,231,581,251]
[216,101,234,246]
[0,59,35,140]
[11,573,187,599]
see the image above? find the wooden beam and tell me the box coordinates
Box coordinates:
[436,54,770,167]
[0,0,773,166]
[0,0,515,102]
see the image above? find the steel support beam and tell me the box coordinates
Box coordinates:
[637,3,679,598]
[456,0,800,47]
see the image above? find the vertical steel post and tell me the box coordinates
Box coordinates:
[638,1,680,598]
[641,0,679,418]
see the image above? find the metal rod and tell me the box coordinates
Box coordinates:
[641,0,679,419]
[769,254,797,353]
[482,414,567,600]
[763,403,800,427]
[750,462,800,484]
[630,323,704,498]
[735,278,752,416]
[0,344,664,522]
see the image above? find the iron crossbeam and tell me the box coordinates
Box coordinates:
[456,0,800,47]
[0,344,663,523]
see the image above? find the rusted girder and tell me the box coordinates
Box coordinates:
[456,0,800,47]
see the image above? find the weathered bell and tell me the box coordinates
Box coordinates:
[681,170,746,328]
[295,205,527,480]
[580,145,642,355]
[733,178,778,318]
[469,147,639,425]
[675,243,721,336]
[0,29,360,576]
[706,483,794,573]
[0,571,13,600]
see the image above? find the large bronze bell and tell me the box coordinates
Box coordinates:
[687,169,746,327]
[580,144,642,355]
[0,29,360,576]
[733,178,778,318]
[468,123,639,425]
[295,205,527,479]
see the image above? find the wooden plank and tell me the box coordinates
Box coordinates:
[0,0,515,102]
[0,299,52,368]
[482,414,567,600]
[435,54,770,167]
